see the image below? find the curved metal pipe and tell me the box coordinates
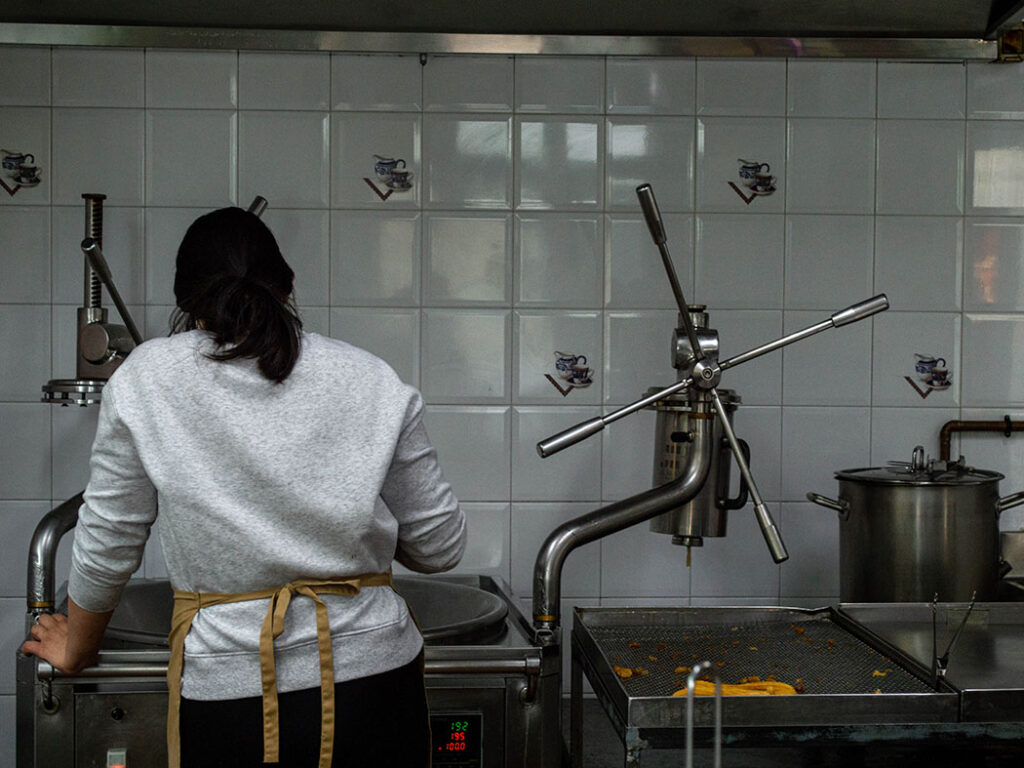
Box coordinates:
[27,493,82,616]
[939,417,1024,461]
[532,416,714,645]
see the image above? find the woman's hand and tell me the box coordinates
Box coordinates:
[21,611,99,675]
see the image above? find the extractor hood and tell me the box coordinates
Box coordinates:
[2,0,1024,60]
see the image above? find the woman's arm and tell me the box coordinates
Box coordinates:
[20,599,114,674]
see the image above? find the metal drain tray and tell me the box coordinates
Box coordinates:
[572,606,958,729]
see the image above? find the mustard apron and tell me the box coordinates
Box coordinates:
[166,571,394,768]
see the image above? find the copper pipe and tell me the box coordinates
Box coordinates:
[939,417,1024,460]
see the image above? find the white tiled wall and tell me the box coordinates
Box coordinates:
[3,47,1024,716]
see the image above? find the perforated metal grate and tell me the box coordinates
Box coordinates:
[586,614,933,698]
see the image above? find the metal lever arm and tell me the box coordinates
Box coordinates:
[79,239,144,346]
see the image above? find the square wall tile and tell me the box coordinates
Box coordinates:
[967,60,1024,119]
[447,502,510,580]
[784,215,874,309]
[696,60,786,117]
[514,311,602,404]
[779,502,839,598]
[421,309,509,403]
[967,121,1024,215]
[330,211,420,306]
[0,404,50,499]
[0,107,51,206]
[423,213,511,306]
[605,214,693,309]
[53,205,145,305]
[878,62,965,119]
[696,117,785,213]
[510,503,600,597]
[422,406,510,501]
[695,214,785,309]
[962,314,1024,407]
[783,310,872,406]
[239,111,329,208]
[146,49,237,109]
[145,208,206,305]
[239,52,329,110]
[332,113,421,208]
[965,218,1024,311]
[786,119,876,214]
[262,209,329,307]
[601,522,690,598]
[604,311,677,404]
[781,406,871,501]
[52,108,144,206]
[329,308,419,386]
[332,54,422,111]
[601,408,657,502]
[690,512,782,598]
[0,304,49,400]
[606,58,695,115]
[516,117,602,210]
[512,407,602,502]
[52,48,143,107]
[876,120,964,215]
[787,60,876,118]
[875,216,963,312]
[606,117,694,211]
[0,207,50,302]
[0,46,50,106]
[516,213,603,308]
[514,57,604,113]
[869,407,960,466]
[424,55,513,112]
[422,115,510,209]
[871,312,961,407]
[146,110,237,207]
[51,404,99,499]
[713,311,783,406]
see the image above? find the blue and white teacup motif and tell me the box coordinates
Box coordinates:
[554,352,587,381]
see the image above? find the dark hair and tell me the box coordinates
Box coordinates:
[171,207,302,383]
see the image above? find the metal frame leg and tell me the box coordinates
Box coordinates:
[570,649,583,768]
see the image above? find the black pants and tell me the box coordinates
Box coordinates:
[180,653,430,767]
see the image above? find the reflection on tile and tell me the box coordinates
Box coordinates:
[967,121,1024,215]
[422,406,511,501]
[146,110,237,207]
[697,60,786,116]
[604,311,677,404]
[786,119,875,214]
[239,111,329,208]
[962,314,1024,407]
[787,60,875,118]
[607,58,695,115]
[967,60,1024,120]
[53,48,143,107]
[424,55,513,112]
[878,62,965,119]
[517,117,602,210]
[783,310,872,406]
[784,215,873,308]
[516,214,602,307]
[515,311,602,405]
[695,214,785,309]
[421,309,509,403]
[146,50,237,109]
[331,113,421,208]
[330,211,420,305]
[239,52,329,110]
[511,406,602,502]
[965,218,1024,311]
[605,214,693,309]
[781,406,871,501]
[332,54,422,111]
[876,120,964,215]
[329,308,419,387]
[0,206,50,302]
[423,115,511,209]
[875,216,963,312]
[606,117,694,211]
[515,57,604,113]
[510,503,600,596]
[424,213,511,305]
[696,117,786,213]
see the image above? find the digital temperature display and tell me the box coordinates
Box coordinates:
[430,713,482,768]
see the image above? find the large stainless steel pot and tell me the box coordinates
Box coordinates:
[807,447,1024,602]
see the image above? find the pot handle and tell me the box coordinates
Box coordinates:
[997,491,1024,514]
[806,492,850,521]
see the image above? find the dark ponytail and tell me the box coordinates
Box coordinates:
[171,207,302,383]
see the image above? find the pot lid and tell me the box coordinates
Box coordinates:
[835,446,1005,486]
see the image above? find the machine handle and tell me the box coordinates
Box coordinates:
[636,183,667,245]
[80,239,144,346]
[720,438,750,511]
[831,294,889,327]
[247,195,268,217]
[997,490,1024,514]
[806,492,851,521]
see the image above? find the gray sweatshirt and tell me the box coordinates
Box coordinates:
[69,330,465,700]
